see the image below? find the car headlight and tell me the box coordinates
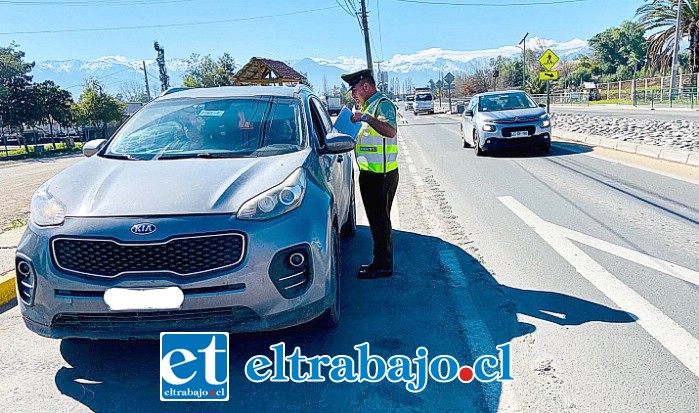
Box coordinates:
[540,115,551,128]
[237,168,307,220]
[482,124,496,132]
[31,183,66,226]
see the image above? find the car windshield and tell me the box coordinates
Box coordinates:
[478,92,537,112]
[407,96,415,101]
[104,96,305,160]
[415,93,433,101]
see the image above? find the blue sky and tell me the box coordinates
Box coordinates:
[0,0,642,64]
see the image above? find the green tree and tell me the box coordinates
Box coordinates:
[182,53,237,87]
[33,80,74,148]
[637,0,699,73]
[589,21,647,77]
[0,43,35,150]
[74,78,125,140]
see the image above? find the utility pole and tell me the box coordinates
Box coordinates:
[142,61,151,100]
[153,41,170,92]
[360,0,373,72]
[376,60,384,92]
[669,0,682,97]
[519,32,529,89]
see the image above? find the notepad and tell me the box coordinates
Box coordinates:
[333,107,362,139]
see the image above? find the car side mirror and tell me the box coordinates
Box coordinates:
[322,132,355,154]
[538,103,546,108]
[464,110,474,117]
[83,139,107,157]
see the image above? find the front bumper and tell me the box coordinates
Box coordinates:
[478,122,552,151]
[16,200,335,339]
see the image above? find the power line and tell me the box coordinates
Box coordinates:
[0,5,341,35]
[393,0,597,6]
[376,0,384,61]
[0,0,197,5]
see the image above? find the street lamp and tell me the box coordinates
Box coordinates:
[517,32,529,89]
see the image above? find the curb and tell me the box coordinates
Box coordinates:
[553,129,699,166]
[0,271,16,307]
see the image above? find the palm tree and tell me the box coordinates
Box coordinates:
[636,0,699,74]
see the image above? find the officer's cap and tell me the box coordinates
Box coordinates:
[341,69,374,90]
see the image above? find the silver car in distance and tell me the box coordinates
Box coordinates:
[16,85,357,339]
[460,91,552,156]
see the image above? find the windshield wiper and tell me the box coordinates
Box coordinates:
[157,152,250,160]
[101,153,137,160]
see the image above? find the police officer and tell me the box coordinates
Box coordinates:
[341,69,399,279]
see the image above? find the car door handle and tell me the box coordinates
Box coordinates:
[337,155,344,163]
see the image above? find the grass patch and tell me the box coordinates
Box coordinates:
[0,143,83,158]
[2,217,27,233]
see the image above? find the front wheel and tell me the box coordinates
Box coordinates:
[473,132,485,156]
[316,227,340,328]
[341,180,356,238]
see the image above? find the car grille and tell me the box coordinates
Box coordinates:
[502,126,536,137]
[51,232,245,278]
[52,306,260,335]
[493,117,540,124]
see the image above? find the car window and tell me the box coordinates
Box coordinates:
[308,97,329,147]
[407,96,415,102]
[478,92,537,112]
[104,96,305,159]
[415,93,433,101]
[311,97,333,134]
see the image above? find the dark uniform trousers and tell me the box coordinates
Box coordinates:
[359,168,399,271]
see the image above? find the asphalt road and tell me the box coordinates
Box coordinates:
[1,113,699,412]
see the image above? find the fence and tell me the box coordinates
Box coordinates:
[529,72,699,108]
[532,86,699,109]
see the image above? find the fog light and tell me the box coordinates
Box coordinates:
[15,256,36,305]
[486,139,491,144]
[289,252,305,268]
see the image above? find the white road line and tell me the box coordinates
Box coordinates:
[499,195,699,379]
[552,224,699,287]
[583,153,699,187]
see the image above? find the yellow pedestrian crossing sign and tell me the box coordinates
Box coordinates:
[539,71,559,81]
[539,49,559,71]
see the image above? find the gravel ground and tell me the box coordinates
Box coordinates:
[551,113,699,152]
[0,155,83,233]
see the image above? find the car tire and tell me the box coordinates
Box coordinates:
[429,110,434,115]
[539,143,551,154]
[474,132,485,157]
[341,180,356,238]
[316,226,340,328]
[414,111,417,116]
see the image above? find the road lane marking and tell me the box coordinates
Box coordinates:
[552,224,699,287]
[499,195,699,379]
[582,153,699,187]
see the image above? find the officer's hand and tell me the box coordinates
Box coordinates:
[351,111,364,123]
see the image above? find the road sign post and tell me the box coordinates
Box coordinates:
[444,72,455,113]
[538,49,560,114]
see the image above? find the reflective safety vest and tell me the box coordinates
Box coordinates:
[356,97,398,173]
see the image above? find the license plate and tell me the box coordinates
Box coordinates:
[104,287,184,311]
[511,131,529,138]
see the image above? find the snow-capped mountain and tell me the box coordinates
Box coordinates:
[29,38,589,97]
[32,55,190,97]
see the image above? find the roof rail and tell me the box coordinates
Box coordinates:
[294,84,312,94]
[158,87,193,97]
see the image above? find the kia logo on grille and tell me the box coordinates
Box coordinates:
[131,223,156,235]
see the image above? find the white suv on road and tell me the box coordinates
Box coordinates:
[413,92,434,115]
